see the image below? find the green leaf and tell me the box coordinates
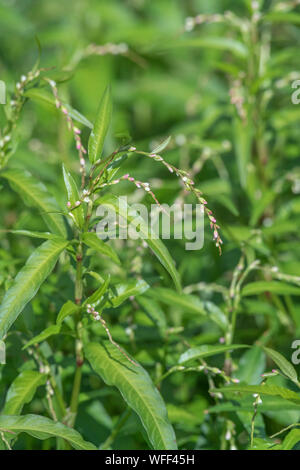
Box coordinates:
[85,341,177,450]
[280,429,300,450]
[250,438,276,450]
[2,169,67,238]
[242,281,300,297]
[209,396,300,414]
[235,346,266,385]
[5,230,60,240]
[264,347,299,384]
[179,344,248,365]
[204,301,228,332]
[109,279,149,308]
[106,152,129,182]
[136,296,167,332]
[88,85,112,163]
[96,196,181,291]
[213,385,300,405]
[22,325,61,350]
[3,371,47,415]
[62,164,85,229]
[149,288,206,316]
[56,300,79,326]
[84,276,110,309]
[24,88,93,128]
[151,136,171,154]
[0,415,96,450]
[0,239,68,339]
[83,232,120,265]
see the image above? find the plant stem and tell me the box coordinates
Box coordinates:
[75,240,83,306]
[101,408,132,450]
[69,237,84,427]
[70,363,82,417]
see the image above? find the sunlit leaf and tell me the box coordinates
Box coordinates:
[83,232,120,265]
[85,341,177,450]
[179,344,248,364]
[24,88,93,128]
[2,169,67,238]
[23,325,61,350]
[56,300,79,325]
[0,239,68,339]
[88,85,112,163]
[214,385,300,405]
[264,347,299,385]
[0,415,96,450]
[62,164,85,229]
[242,281,300,296]
[3,371,47,415]
[109,279,149,308]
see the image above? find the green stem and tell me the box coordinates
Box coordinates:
[70,363,82,417]
[69,238,84,428]
[101,408,132,450]
[75,241,83,306]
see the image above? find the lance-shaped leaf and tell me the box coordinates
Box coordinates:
[151,136,171,154]
[96,195,181,292]
[280,429,300,450]
[62,164,85,229]
[179,344,248,365]
[3,371,47,415]
[6,230,60,240]
[88,85,112,163]
[22,325,61,350]
[84,275,110,310]
[56,300,79,325]
[264,347,299,385]
[83,232,120,265]
[213,385,300,405]
[137,296,167,332]
[0,238,68,339]
[0,415,96,450]
[108,279,149,308]
[85,341,177,450]
[149,288,205,315]
[242,281,300,296]
[2,169,67,238]
[235,346,266,385]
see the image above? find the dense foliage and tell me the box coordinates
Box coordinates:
[0,0,300,451]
